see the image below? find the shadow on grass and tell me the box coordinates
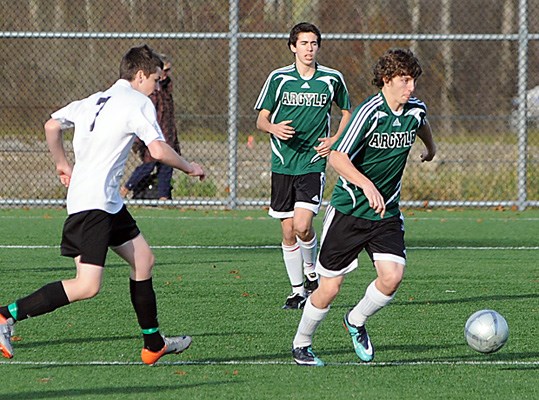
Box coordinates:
[1,381,239,400]
[15,334,139,349]
[310,344,539,367]
[391,293,539,306]
[500,365,539,371]
[376,343,539,362]
[4,257,245,273]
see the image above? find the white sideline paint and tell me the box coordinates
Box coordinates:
[0,360,538,367]
[0,245,538,250]
[1,215,539,222]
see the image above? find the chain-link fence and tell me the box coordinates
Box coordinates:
[1,0,538,209]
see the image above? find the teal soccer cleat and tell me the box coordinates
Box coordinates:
[292,346,325,367]
[343,312,374,362]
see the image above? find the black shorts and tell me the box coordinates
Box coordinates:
[61,205,140,266]
[317,207,406,277]
[269,172,325,218]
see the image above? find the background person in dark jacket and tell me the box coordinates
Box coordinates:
[121,55,181,200]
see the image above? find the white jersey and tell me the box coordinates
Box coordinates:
[51,79,164,215]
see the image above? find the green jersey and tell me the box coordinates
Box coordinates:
[330,92,427,220]
[254,63,350,175]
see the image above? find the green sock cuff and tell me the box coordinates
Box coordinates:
[8,303,18,321]
[142,327,159,335]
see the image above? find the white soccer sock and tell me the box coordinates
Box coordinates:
[348,280,395,327]
[297,235,317,275]
[293,297,330,348]
[282,242,305,295]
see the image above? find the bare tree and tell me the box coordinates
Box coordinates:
[501,0,515,89]
[408,0,420,54]
[29,0,40,30]
[291,0,319,24]
[121,0,137,26]
[54,0,67,31]
[441,0,453,133]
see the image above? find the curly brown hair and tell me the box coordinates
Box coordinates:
[372,48,422,89]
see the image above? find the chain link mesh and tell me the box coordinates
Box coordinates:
[1,0,538,208]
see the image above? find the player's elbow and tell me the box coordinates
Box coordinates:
[255,118,265,132]
[328,150,340,168]
[44,118,60,134]
[147,140,166,161]
[256,111,271,132]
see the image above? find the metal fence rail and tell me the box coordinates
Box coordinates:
[1,0,538,209]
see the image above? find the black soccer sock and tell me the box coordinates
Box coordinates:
[13,281,70,321]
[130,278,165,351]
[0,306,12,320]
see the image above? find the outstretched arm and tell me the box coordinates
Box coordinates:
[417,119,436,162]
[147,139,205,180]
[44,118,73,188]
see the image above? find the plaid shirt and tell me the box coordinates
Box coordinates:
[133,76,181,162]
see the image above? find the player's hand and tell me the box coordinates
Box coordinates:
[188,162,206,181]
[420,147,435,162]
[314,137,333,158]
[56,164,72,188]
[363,183,386,218]
[271,120,295,141]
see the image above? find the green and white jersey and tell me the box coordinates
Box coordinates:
[330,92,427,220]
[254,63,350,175]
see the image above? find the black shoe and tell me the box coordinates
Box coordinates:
[292,346,325,366]
[304,272,319,295]
[282,293,307,309]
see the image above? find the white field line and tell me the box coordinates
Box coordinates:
[0,359,537,367]
[1,215,539,222]
[0,245,538,250]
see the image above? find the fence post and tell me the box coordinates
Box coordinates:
[517,0,529,210]
[227,0,240,209]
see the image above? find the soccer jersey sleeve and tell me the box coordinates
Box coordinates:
[407,97,428,126]
[254,72,278,113]
[51,92,105,133]
[51,105,76,129]
[129,98,165,146]
[333,77,351,111]
[332,94,383,154]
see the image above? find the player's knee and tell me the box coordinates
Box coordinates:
[314,277,342,305]
[136,251,155,270]
[145,252,156,268]
[74,282,101,300]
[281,227,296,244]
[379,271,403,294]
[131,252,155,280]
[84,287,100,300]
[293,224,312,241]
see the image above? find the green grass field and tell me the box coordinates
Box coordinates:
[0,207,537,399]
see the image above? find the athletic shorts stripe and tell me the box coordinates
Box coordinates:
[316,209,406,278]
[269,172,325,218]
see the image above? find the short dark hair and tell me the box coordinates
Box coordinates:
[372,48,422,89]
[288,22,322,49]
[119,44,163,81]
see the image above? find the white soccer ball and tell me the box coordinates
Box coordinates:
[464,309,509,354]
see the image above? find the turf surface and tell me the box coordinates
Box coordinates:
[0,207,537,399]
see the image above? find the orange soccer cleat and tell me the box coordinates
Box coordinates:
[141,335,192,366]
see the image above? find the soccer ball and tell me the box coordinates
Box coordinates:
[464,310,509,353]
